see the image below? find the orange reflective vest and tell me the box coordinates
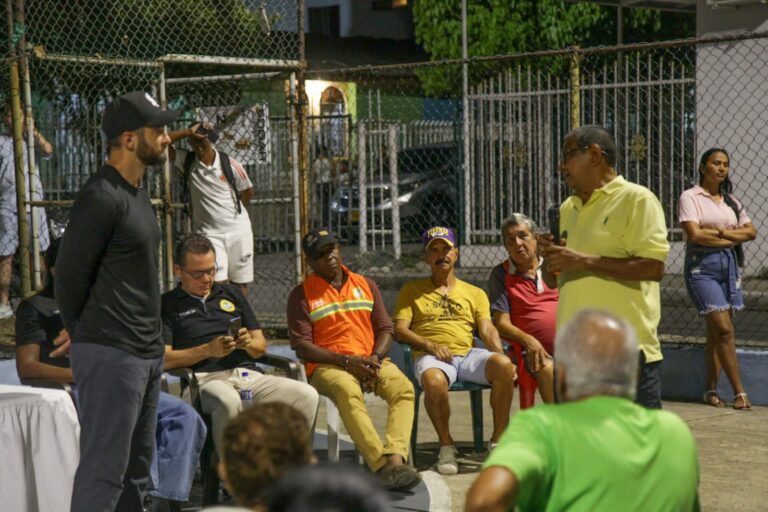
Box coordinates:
[302,266,375,377]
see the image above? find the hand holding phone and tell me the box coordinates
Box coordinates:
[228,317,242,338]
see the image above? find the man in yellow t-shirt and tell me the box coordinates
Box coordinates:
[539,125,670,409]
[394,226,517,475]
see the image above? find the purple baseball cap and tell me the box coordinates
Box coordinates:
[422,226,457,249]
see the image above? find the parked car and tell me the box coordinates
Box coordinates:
[329,143,459,241]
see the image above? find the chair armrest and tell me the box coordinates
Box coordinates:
[166,367,200,407]
[396,342,417,385]
[21,379,75,401]
[252,353,302,381]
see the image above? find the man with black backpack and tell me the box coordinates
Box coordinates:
[169,122,254,293]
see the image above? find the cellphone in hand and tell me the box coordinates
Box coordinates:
[548,206,561,245]
[228,317,242,338]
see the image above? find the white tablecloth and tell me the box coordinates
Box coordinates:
[0,384,80,512]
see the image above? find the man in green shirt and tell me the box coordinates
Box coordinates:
[465,309,700,512]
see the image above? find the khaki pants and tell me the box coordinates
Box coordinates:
[197,368,319,456]
[310,360,414,471]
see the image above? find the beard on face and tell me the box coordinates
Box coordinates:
[136,132,167,166]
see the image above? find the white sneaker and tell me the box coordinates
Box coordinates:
[0,303,12,320]
[436,445,459,475]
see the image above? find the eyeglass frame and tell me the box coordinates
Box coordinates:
[561,145,610,164]
[181,265,218,280]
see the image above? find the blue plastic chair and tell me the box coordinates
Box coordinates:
[390,342,489,456]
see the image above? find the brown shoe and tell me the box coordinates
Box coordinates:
[379,464,422,492]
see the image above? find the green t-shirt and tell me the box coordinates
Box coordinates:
[484,397,700,512]
[393,278,491,357]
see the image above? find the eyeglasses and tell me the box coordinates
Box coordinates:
[182,266,217,280]
[561,146,587,163]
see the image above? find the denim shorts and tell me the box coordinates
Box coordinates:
[684,245,744,316]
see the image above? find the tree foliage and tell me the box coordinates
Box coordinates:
[412,0,694,96]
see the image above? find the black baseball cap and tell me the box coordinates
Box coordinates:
[101,91,181,139]
[302,228,338,259]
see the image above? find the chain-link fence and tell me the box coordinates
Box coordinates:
[306,32,768,346]
[2,0,304,327]
[4,0,768,340]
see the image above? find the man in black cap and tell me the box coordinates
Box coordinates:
[287,228,420,492]
[55,91,180,511]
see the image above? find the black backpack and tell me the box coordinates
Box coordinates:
[180,150,242,219]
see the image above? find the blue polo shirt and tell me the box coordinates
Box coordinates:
[161,283,260,372]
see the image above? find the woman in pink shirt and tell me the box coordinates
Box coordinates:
[678,148,756,410]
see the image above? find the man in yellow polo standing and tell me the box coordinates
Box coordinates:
[540,125,670,408]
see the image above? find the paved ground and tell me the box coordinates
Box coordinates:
[1,344,765,511]
[345,390,768,512]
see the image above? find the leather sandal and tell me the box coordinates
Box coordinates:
[703,390,725,407]
[733,392,752,410]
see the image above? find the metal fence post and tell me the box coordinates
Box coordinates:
[17,0,42,290]
[388,123,401,260]
[157,62,174,291]
[290,72,303,284]
[6,0,31,298]
[358,122,367,253]
[569,46,581,129]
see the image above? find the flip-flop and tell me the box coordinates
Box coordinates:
[733,392,752,410]
[703,390,725,408]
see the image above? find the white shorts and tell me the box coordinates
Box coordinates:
[415,348,495,388]
[203,227,254,284]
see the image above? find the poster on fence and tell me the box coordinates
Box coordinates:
[194,104,271,165]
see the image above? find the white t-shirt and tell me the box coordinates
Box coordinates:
[175,148,252,232]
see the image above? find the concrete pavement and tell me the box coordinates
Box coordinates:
[333,389,768,512]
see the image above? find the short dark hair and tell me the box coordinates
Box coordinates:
[266,462,392,512]
[174,233,215,266]
[565,125,617,167]
[222,403,314,508]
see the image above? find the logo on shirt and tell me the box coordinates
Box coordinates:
[310,299,326,309]
[177,308,197,318]
[352,287,365,299]
[220,299,236,312]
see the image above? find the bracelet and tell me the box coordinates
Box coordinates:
[342,355,350,371]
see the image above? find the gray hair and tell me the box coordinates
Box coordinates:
[555,309,638,401]
[564,125,617,167]
[500,213,537,238]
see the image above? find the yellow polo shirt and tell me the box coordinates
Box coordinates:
[556,176,669,362]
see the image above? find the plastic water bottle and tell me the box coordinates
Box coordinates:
[239,371,253,403]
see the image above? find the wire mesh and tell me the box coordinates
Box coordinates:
[165,73,297,327]
[306,33,768,346]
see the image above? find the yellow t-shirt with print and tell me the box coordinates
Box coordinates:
[394,278,491,357]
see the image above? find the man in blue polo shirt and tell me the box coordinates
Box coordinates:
[161,234,318,455]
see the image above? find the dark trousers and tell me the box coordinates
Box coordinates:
[635,351,662,409]
[70,343,163,512]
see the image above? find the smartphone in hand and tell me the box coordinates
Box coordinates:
[548,206,561,246]
[228,317,242,338]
